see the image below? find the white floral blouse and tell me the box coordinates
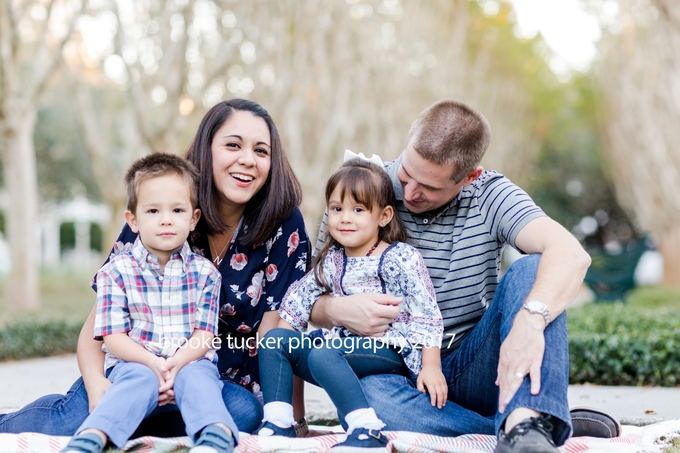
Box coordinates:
[279,241,443,376]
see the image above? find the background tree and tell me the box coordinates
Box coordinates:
[0,0,82,309]
[594,0,680,286]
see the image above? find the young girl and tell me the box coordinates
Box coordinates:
[257,158,446,451]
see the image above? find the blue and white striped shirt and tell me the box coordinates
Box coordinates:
[316,154,545,351]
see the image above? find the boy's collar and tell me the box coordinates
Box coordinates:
[132,236,191,273]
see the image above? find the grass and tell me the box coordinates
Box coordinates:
[0,268,98,327]
[626,285,680,309]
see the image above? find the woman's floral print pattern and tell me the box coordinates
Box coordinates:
[287,230,300,257]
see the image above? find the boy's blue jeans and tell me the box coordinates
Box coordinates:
[0,361,261,437]
[259,328,406,418]
[361,255,572,445]
[76,359,238,448]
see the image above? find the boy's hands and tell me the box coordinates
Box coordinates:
[158,357,180,395]
[147,356,178,405]
[416,365,448,408]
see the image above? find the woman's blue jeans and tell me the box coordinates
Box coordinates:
[361,255,572,445]
[259,328,406,417]
[0,367,262,436]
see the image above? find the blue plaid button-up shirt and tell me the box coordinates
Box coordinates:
[93,237,221,370]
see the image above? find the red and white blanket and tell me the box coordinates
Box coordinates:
[1,421,679,453]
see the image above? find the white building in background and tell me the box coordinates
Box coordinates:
[0,196,111,274]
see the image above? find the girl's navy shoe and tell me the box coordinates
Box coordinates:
[331,428,388,452]
[256,420,297,437]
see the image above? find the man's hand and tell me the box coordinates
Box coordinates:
[496,310,546,413]
[85,374,111,413]
[416,365,448,409]
[327,293,402,337]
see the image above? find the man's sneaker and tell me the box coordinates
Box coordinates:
[570,407,621,438]
[256,420,297,437]
[331,428,388,452]
[495,415,558,453]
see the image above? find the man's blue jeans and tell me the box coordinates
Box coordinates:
[361,255,572,445]
[0,364,262,436]
[259,328,406,417]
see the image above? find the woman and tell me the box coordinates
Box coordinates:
[0,99,310,437]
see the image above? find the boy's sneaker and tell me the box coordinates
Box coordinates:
[61,433,105,453]
[494,415,558,453]
[331,428,389,452]
[256,420,297,437]
[190,424,235,453]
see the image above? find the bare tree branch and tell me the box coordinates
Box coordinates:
[27,0,85,113]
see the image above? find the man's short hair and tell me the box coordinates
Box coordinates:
[124,153,199,214]
[406,100,491,182]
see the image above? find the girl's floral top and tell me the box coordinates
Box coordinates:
[96,208,310,402]
[279,241,443,377]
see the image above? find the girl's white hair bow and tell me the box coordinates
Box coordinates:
[343,149,384,166]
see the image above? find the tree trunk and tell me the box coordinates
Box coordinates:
[103,198,127,260]
[3,108,40,309]
[658,226,680,289]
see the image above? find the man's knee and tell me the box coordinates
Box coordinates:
[506,254,540,276]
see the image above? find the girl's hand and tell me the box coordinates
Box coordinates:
[416,365,448,409]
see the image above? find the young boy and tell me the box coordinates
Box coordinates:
[62,154,236,453]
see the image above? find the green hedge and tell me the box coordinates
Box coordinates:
[0,320,83,361]
[568,303,680,387]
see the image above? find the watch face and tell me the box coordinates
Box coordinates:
[525,300,547,313]
[527,300,542,309]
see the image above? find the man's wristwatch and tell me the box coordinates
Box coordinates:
[522,299,551,327]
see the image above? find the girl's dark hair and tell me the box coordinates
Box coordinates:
[184,99,302,246]
[313,158,408,291]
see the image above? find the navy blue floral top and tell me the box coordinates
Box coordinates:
[96,208,310,402]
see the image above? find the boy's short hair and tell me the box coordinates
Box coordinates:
[406,99,491,182]
[124,153,200,213]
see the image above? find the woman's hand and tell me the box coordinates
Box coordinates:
[85,374,111,413]
[416,365,448,409]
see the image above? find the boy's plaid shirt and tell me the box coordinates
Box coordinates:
[93,237,221,370]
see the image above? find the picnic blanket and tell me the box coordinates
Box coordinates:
[1,420,679,453]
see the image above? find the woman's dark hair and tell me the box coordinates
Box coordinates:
[313,158,408,291]
[185,99,302,246]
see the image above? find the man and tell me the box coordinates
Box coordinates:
[310,100,619,452]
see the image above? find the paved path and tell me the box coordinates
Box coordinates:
[1,355,678,427]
